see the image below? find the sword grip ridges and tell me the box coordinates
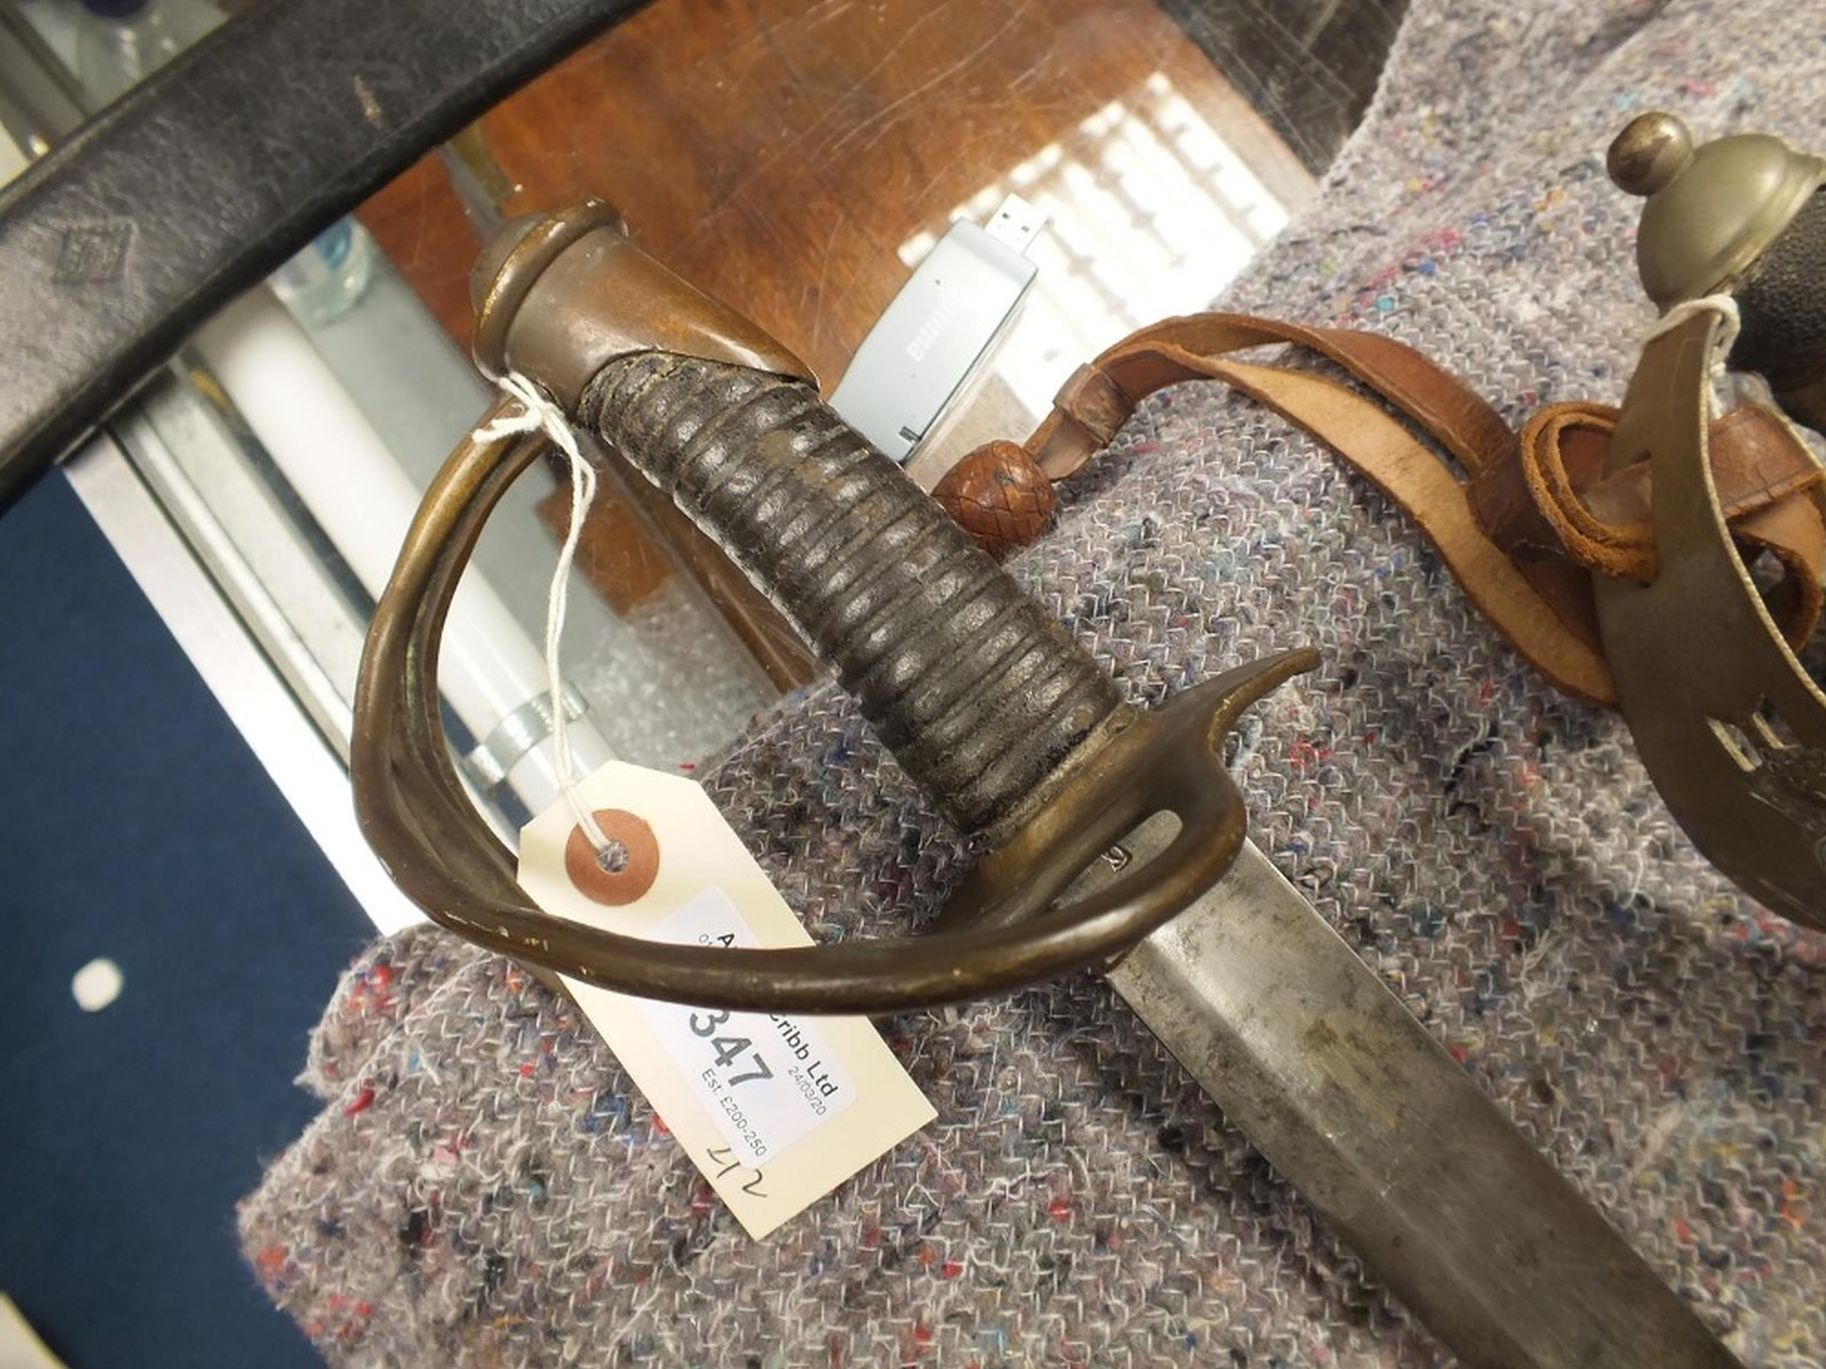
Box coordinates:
[579,351,1122,833]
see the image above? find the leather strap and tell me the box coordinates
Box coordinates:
[1473,402,1821,576]
[939,312,1826,707]
[1029,312,1517,481]
[1473,401,1824,651]
[1149,349,1616,703]
[0,0,649,510]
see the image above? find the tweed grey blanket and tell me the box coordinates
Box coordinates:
[242,1,1826,1362]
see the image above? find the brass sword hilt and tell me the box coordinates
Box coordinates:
[351,199,1314,1012]
[1598,114,1826,923]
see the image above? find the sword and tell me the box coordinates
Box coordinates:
[352,201,1741,1367]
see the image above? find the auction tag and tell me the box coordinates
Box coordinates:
[517,761,935,1238]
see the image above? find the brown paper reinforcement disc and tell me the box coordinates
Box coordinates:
[563,808,661,905]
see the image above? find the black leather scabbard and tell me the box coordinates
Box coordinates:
[0,0,648,509]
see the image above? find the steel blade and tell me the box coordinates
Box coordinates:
[1097,832,1738,1369]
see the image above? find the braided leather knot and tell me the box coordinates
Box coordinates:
[932,440,1058,557]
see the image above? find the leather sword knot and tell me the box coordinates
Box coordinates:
[932,440,1057,557]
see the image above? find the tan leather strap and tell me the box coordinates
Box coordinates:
[1029,312,1517,481]
[1193,354,1618,701]
[1472,403,1822,579]
[1472,400,1825,653]
[938,312,1826,708]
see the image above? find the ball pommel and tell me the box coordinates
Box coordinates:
[1608,112,1826,309]
[1608,111,1693,197]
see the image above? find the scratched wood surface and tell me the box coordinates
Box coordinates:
[359,0,1312,391]
[356,0,1318,689]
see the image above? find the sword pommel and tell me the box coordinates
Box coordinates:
[470,199,818,408]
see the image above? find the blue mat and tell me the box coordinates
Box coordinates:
[0,474,373,1367]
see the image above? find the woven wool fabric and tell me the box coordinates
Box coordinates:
[242,1,1826,1363]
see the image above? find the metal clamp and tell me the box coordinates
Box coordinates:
[460,685,589,793]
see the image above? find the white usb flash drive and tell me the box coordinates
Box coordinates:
[829,194,1045,465]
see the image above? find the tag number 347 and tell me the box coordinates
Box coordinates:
[688,1009,774,1087]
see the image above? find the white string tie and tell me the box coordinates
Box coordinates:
[476,373,624,868]
[1644,294,1742,416]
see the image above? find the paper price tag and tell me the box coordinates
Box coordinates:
[634,889,857,1166]
[517,762,934,1238]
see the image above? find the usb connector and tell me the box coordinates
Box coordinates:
[983,193,1045,255]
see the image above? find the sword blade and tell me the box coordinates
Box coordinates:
[1100,835,1738,1369]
